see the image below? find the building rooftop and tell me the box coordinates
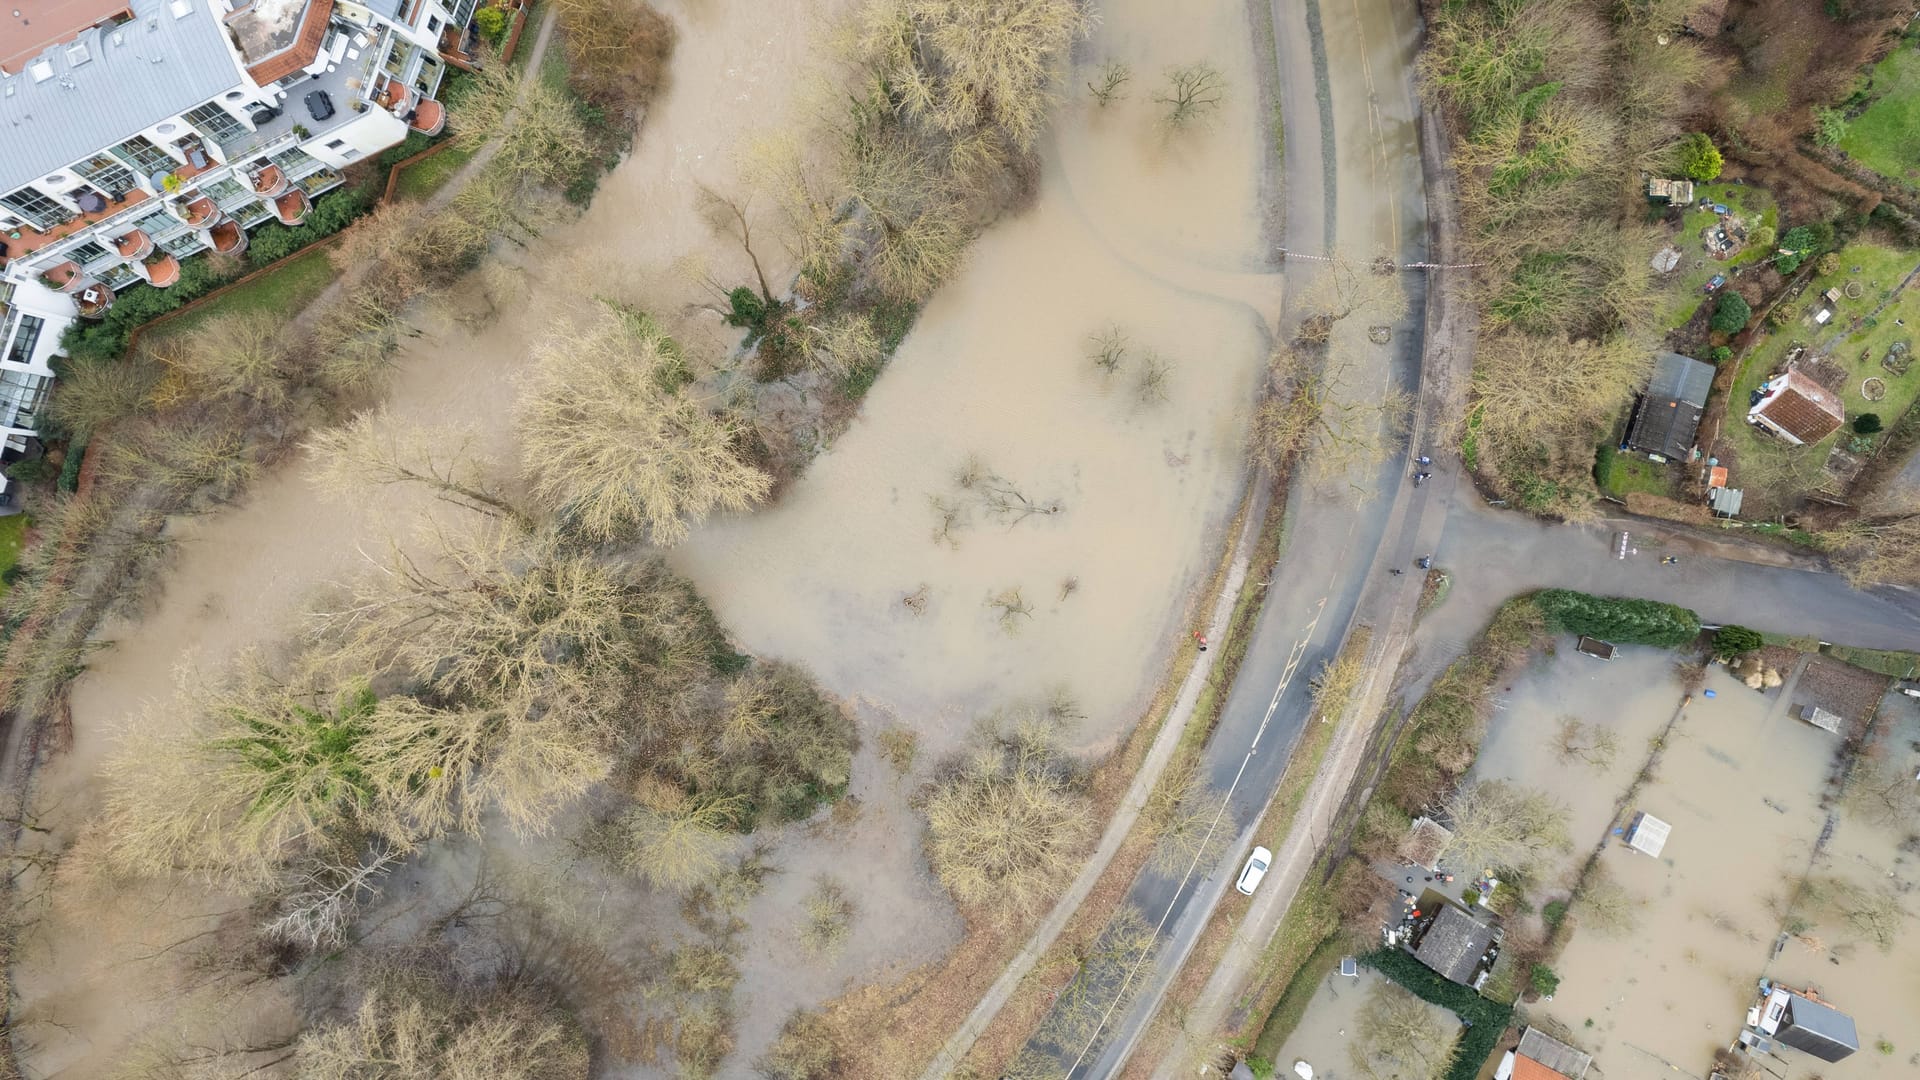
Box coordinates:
[0,0,129,73]
[0,0,244,196]
[229,0,331,84]
[1749,368,1845,446]
[1412,904,1496,985]
[1403,817,1452,871]
[1626,352,1714,459]
[1516,1028,1592,1080]
[1626,811,1670,857]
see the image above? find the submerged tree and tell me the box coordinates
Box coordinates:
[518,308,770,545]
[1438,780,1571,874]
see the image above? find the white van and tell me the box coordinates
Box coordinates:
[1236,846,1272,895]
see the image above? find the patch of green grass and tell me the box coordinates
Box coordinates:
[1656,182,1779,331]
[1823,645,1920,679]
[148,248,338,343]
[0,513,29,597]
[1839,45,1920,181]
[392,144,477,202]
[1593,445,1671,499]
[1722,243,1920,491]
[1250,933,1344,1061]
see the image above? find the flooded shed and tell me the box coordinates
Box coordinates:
[1624,811,1671,857]
[1756,984,1858,1063]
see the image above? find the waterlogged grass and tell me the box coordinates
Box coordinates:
[148,248,337,344]
[1839,44,1920,182]
[393,144,478,202]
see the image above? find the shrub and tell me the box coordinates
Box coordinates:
[1775,225,1816,274]
[476,4,508,42]
[1676,133,1722,181]
[1534,589,1701,647]
[1710,292,1751,334]
[57,439,86,492]
[1854,413,1884,435]
[1710,345,1733,363]
[1543,899,1568,928]
[1530,963,1560,997]
[1246,1055,1276,1079]
[1814,107,1849,146]
[3,458,56,486]
[1817,252,1842,276]
[1712,625,1764,659]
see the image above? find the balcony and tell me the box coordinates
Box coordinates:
[178,194,221,228]
[0,190,152,270]
[274,188,311,226]
[40,261,86,293]
[408,98,447,136]
[142,253,181,288]
[75,283,115,320]
[249,163,289,198]
[207,220,248,256]
[114,229,155,259]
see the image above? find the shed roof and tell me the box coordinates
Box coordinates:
[1749,368,1845,446]
[1517,1029,1593,1080]
[1780,995,1858,1061]
[1708,486,1743,516]
[1626,812,1670,857]
[1412,905,1496,985]
[1403,817,1452,871]
[1626,352,1714,458]
[0,0,245,196]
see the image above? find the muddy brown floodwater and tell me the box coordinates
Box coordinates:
[669,0,1278,763]
[13,0,1282,1074]
[1471,647,1920,1079]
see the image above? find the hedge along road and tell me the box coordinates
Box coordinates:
[1008,0,1437,1074]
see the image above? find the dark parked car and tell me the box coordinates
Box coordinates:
[304,90,335,122]
[248,103,281,126]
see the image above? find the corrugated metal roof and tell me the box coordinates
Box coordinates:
[0,0,245,196]
[1626,811,1670,857]
[1517,1029,1592,1080]
[1647,352,1715,409]
[1412,905,1496,985]
[1780,996,1858,1061]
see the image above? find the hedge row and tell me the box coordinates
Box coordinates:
[1533,588,1701,647]
[1362,948,1514,1080]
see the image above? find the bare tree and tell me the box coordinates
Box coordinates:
[50,353,158,439]
[1087,324,1128,376]
[1804,876,1909,951]
[1347,980,1459,1080]
[1551,716,1619,772]
[293,976,588,1078]
[1134,351,1173,405]
[1155,63,1225,129]
[1439,780,1571,874]
[924,714,1093,924]
[1143,765,1231,877]
[517,308,771,545]
[1827,513,1920,587]
[1088,59,1131,106]
[263,847,406,951]
[584,780,742,891]
[800,313,882,379]
[928,494,971,547]
[306,410,533,529]
[150,312,301,411]
[797,874,856,958]
[1252,346,1411,487]
[698,185,777,303]
[988,586,1035,633]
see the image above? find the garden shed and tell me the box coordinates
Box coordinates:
[1625,352,1714,459]
[1624,811,1671,858]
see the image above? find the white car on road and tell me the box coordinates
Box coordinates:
[1236,846,1272,895]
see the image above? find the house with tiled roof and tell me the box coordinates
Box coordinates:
[1748,367,1845,446]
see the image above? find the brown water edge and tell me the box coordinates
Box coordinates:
[1463,649,1920,1079]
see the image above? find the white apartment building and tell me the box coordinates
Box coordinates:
[0,0,481,499]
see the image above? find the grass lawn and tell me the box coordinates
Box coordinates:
[1721,243,1920,505]
[1839,43,1920,182]
[1654,182,1779,331]
[392,144,477,202]
[147,247,338,343]
[0,513,30,598]
[1594,445,1672,499]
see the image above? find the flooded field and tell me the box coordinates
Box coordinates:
[1475,647,1920,1079]
[670,0,1277,760]
[1275,968,1440,1079]
[10,0,1281,1073]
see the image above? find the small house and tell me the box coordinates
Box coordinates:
[1625,352,1715,459]
[1748,368,1845,446]
[1756,985,1858,1063]
[1647,177,1695,205]
[1813,308,1833,326]
[1514,1028,1594,1080]
[1409,903,1498,987]
[1797,703,1844,735]
[1624,811,1671,857]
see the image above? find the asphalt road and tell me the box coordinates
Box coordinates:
[1015,0,1435,1074]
